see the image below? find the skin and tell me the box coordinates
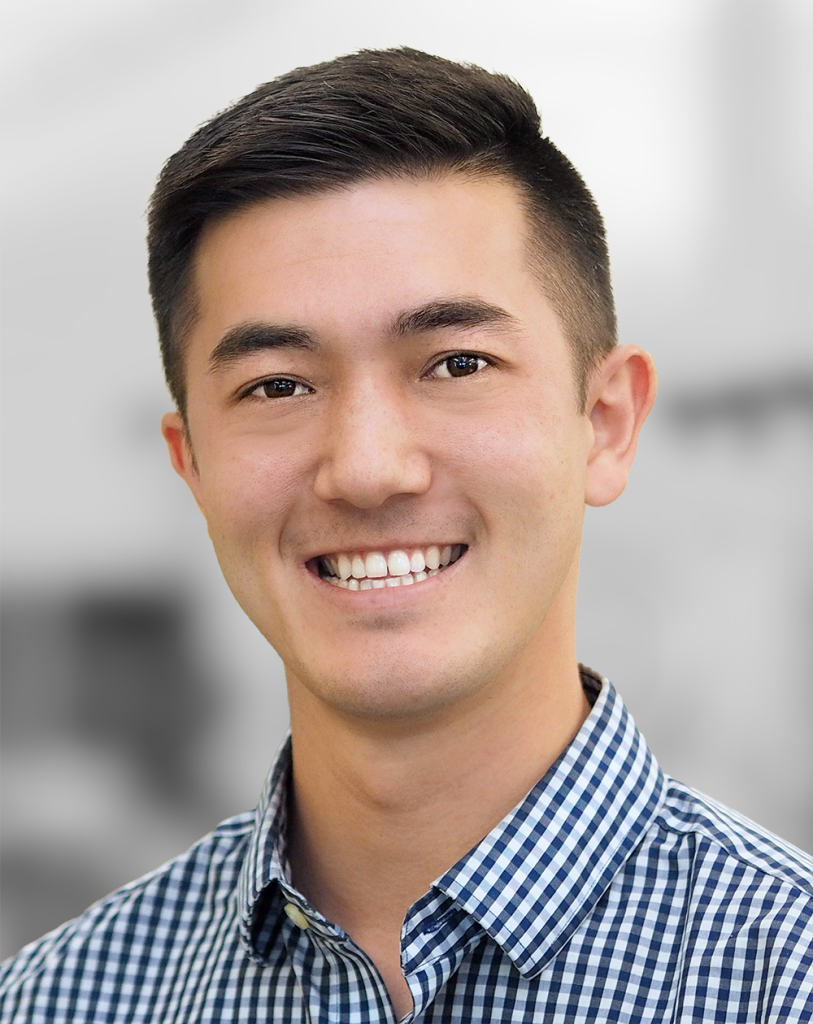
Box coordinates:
[162,174,657,1019]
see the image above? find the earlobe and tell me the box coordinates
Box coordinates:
[161,411,206,515]
[584,345,657,508]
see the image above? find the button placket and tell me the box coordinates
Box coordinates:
[283,902,310,930]
[402,896,464,973]
[278,879,347,943]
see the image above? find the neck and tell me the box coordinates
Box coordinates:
[284,588,589,1020]
[285,628,589,937]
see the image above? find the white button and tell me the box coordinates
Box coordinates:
[283,903,310,930]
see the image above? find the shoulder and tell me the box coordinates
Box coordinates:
[657,776,813,897]
[646,782,813,1017]
[653,778,813,962]
[0,811,255,1011]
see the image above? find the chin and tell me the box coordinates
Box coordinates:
[290,646,504,723]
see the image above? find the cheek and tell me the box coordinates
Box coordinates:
[460,412,586,599]
[196,437,304,548]
[459,405,582,509]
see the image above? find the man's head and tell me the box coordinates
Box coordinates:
[148,47,616,420]
[155,50,656,726]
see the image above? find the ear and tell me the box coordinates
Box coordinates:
[161,411,207,516]
[584,345,657,507]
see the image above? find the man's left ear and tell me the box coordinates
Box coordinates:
[584,345,657,507]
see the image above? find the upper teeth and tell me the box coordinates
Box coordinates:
[320,545,463,581]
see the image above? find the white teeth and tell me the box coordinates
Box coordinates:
[409,549,425,573]
[387,550,411,576]
[365,552,388,578]
[321,544,466,589]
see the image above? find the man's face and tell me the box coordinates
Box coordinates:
[174,175,594,720]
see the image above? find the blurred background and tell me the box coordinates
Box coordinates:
[2,0,811,958]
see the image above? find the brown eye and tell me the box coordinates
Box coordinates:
[249,378,310,399]
[432,354,488,378]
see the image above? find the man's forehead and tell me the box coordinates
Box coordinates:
[176,171,580,397]
[195,172,533,259]
[190,174,541,327]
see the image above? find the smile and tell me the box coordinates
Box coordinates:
[314,544,466,590]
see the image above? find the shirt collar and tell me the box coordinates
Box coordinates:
[238,667,666,974]
[237,730,293,956]
[432,667,667,976]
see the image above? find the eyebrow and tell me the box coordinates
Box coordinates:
[207,322,318,373]
[206,298,519,373]
[392,298,519,337]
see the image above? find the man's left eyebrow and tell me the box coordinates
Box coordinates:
[391,298,520,337]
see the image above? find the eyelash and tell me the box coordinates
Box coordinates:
[241,351,492,401]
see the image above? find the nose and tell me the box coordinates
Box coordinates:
[313,382,432,508]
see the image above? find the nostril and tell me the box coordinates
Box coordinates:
[313,439,432,507]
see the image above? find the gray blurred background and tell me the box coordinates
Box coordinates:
[2,0,811,959]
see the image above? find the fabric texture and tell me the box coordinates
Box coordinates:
[2,668,812,1022]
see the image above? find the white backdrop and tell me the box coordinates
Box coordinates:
[2,0,812,956]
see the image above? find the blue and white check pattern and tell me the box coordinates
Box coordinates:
[2,668,812,1022]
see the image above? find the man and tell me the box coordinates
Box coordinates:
[1,47,811,1023]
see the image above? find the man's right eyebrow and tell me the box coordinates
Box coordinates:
[207,322,318,372]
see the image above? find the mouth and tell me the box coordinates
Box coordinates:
[308,544,467,590]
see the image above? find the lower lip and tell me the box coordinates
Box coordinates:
[308,551,466,602]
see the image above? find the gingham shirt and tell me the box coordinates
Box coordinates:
[2,669,812,1022]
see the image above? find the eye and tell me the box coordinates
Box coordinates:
[429,353,490,379]
[246,377,313,399]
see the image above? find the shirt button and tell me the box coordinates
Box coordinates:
[283,903,310,930]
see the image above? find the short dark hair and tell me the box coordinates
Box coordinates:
[147,47,616,417]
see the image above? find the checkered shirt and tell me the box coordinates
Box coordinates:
[2,669,812,1022]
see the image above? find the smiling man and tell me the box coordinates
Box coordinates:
[2,48,812,1024]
